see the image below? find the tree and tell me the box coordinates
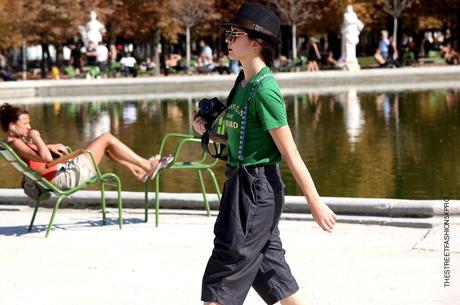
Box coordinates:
[416,0,460,49]
[171,0,219,71]
[383,0,415,49]
[108,0,180,75]
[0,0,24,49]
[269,0,319,60]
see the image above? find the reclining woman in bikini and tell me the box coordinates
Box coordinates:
[0,103,173,189]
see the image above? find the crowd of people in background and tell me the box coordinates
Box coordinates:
[1,31,460,81]
[63,39,242,79]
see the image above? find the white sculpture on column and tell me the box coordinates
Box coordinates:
[340,5,364,71]
[78,11,106,47]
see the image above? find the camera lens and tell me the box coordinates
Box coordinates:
[199,99,214,114]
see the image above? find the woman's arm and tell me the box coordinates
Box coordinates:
[192,112,228,145]
[270,125,336,232]
[207,129,228,145]
[9,129,53,162]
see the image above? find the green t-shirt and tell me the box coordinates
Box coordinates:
[224,67,288,167]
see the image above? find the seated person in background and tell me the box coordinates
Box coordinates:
[85,41,98,66]
[96,42,109,74]
[196,40,215,73]
[165,54,182,72]
[216,51,230,74]
[0,50,16,81]
[120,53,137,77]
[374,37,400,68]
[441,43,460,65]
[374,48,386,66]
[0,103,173,188]
[139,57,156,72]
[273,55,290,71]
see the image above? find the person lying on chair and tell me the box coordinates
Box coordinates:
[0,103,173,189]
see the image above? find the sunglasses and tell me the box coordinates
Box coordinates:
[224,30,248,42]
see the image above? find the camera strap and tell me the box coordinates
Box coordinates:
[200,70,272,162]
[237,72,273,164]
[201,131,228,161]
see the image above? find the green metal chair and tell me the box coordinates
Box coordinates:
[144,133,222,226]
[0,141,123,237]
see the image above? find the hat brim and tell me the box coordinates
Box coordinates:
[220,21,280,46]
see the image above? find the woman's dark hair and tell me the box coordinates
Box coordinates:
[226,33,276,106]
[0,103,28,132]
[248,33,276,68]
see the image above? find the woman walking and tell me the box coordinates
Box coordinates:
[192,3,336,305]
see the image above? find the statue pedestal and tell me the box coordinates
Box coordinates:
[345,62,361,72]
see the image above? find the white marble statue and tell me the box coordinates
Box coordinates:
[78,11,106,46]
[340,5,364,67]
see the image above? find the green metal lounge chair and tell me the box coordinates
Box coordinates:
[144,133,222,226]
[0,141,123,237]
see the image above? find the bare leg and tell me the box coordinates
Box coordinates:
[84,132,155,175]
[280,291,313,305]
[105,150,149,181]
[203,302,221,305]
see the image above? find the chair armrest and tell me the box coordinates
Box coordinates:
[45,149,84,168]
[174,137,206,163]
[158,133,198,155]
[158,133,220,167]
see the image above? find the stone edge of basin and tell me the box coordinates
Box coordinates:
[0,188,457,218]
[2,66,460,100]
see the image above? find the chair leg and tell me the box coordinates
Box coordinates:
[144,181,149,223]
[114,175,123,230]
[198,170,211,216]
[155,173,160,227]
[207,168,221,201]
[46,196,65,238]
[100,182,107,225]
[29,200,40,232]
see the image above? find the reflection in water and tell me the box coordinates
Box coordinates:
[123,102,138,125]
[375,93,399,125]
[85,109,111,139]
[339,88,364,150]
[1,89,459,199]
[307,91,322,130]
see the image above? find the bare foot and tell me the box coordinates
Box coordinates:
[143,154,174,182]
[143,155,161,182]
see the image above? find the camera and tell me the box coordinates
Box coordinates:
[196,97,226,129]
[196,97,227,160]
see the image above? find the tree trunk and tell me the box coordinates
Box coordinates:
[22,40,27,80]
[45,44,53,72]
[393,16,398,50]
[152,30,161,75]
[108,20,117,46]
[56,44,63,67]
[41,44,47,79]
[186,25,191,71]
[455,12,460,50]
[292,23,297,60]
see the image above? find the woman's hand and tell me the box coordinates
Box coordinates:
[309,200,336,233]
[192,111,207,136]
[48,144,69,157]
[22,129,54,162]
[27,129,41,142]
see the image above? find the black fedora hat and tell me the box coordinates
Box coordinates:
[221,2,281,46]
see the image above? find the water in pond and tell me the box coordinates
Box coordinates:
[1,88,459,199]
